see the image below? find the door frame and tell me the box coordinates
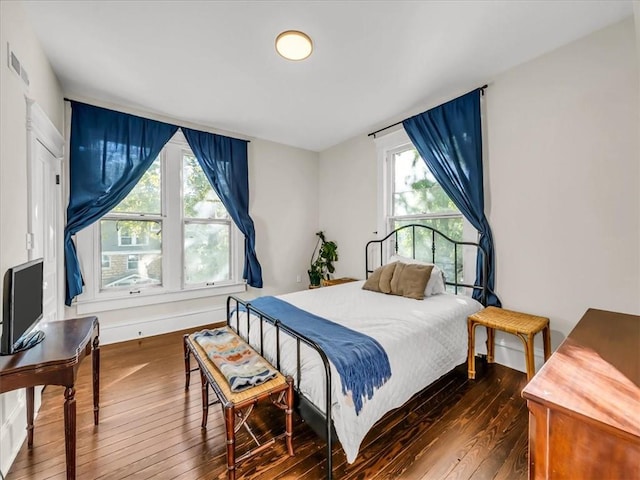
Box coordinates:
[26,98,64,321]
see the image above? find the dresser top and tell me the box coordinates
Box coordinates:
[522,308,640,439]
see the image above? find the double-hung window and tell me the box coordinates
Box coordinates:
[182,152,232,286]
[378,130,476,290]
[75,132,244,313]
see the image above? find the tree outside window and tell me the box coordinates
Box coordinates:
[389,148,464,287]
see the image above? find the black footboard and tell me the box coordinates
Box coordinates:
[226,295,335,479]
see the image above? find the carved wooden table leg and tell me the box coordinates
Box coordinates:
[26,386,34,448]
[93,336,100,425]
[64,386,76,480]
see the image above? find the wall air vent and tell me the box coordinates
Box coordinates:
[7,43,30,89]
[10,49,20,73]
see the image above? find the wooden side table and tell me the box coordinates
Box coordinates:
[0,316,100,480]
[467,306,551,380]
[321,277,357,287]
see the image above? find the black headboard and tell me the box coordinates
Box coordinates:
[365,224,488,306]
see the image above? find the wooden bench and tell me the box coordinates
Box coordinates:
[467,306,551,381]
[183,329,294,480]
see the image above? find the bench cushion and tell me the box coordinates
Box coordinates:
[193,327,278,392]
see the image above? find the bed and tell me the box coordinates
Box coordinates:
[226,225,488,477]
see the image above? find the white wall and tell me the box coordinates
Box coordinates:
[250,138,320,297]
[319,18,639,372]
[486,16,639,335]
[0,1,64,474]
[318,135,377,278]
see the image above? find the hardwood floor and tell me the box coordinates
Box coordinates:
[7,327,529,480]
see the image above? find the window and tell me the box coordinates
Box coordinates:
[127,254,140,270]
[378,130,475,290]
[99,157,163,291]
[182,153,231,286]
[75,132,245,312]
[118,229,149,246]
[389,146,463,237]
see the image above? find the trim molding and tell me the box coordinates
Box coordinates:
[0,387,43,477]
[474,331,547,374]
[76,283,245,315]
[99,306,228,345]
[25,98,64,158]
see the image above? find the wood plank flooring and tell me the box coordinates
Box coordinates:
[6,326,529,480]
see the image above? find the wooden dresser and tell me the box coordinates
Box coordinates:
[521,308,639,479]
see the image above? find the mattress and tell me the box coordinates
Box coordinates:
[233,280,483,463]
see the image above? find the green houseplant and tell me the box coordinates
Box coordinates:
[308,231,338,287]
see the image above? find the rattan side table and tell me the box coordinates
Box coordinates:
[467,306,551,381]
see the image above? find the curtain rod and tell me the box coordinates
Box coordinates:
[367,84,488,139]
[63,97,250,143]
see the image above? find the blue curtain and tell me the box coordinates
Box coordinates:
[65,102,178,305]
[403,90,501,307]
[182,128,263,288]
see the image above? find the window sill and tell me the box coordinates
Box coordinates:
[75,282,247,315]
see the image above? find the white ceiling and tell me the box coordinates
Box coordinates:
[23,0,634,152]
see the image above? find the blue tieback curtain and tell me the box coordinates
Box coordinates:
[182,128,263,288]
[403,90,501,307]
[65,102,178,305]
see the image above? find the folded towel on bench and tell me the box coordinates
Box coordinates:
[194,327,278,392]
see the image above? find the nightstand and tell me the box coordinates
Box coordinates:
[467,306,551,381]
[321,277,358,287]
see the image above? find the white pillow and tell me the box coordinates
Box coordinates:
[388,254,446,296]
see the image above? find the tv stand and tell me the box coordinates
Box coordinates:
[12,329,45,353]
[0,317,99,480]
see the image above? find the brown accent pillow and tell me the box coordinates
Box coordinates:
[378,262,397,294]
[390,263,434,300]
[362,262,398,293]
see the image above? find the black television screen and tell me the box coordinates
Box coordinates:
[1,258,44,355]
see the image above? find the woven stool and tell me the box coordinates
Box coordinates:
[467,306,551,381]
[184,332,294,480]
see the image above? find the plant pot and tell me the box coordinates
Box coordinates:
[308,270,322,288]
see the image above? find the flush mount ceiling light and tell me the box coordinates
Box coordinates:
[275,30,313,61]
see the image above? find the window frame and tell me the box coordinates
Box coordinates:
[74,132,246,314]
[375,129,477,288]
[386,143,464,233]
[181,150,234,289]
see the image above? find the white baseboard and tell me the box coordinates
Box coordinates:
[474,329,546,374]
[0,387,43,477]
[99,306,227,345]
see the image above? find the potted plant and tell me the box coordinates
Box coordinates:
[308,231,338,287]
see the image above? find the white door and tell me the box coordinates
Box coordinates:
[29,141,61,323]
[27,100,64,323]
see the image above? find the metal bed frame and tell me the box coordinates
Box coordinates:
[226,224,488,479]
[366,224,489,305]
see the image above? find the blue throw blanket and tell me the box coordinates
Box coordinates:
[246,296,392,415]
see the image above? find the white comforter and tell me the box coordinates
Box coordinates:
[235,281,483,463]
